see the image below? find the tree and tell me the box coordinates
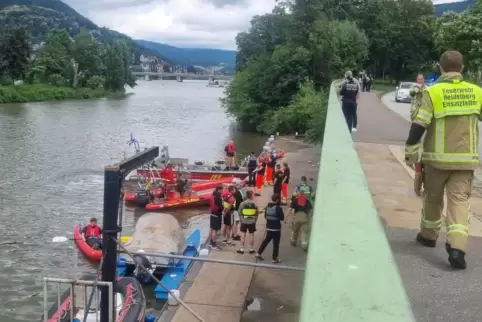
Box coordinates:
[0,27,31,82]
[30,29,73,85]
[235,10,291,71]
[223,0,371,139]
[343,0,435,81]
[331,20,369,74]
[72,29,105,87]
[104,41,126,91]
[434,5,482,74]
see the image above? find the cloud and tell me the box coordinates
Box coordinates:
[63,0,277,49]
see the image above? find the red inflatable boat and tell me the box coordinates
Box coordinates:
[145,180,247,211]
[145,192,211,211]
[73,224,102,261]
[124,177,239,203]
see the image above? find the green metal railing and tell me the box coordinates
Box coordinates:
[299,82,415,321]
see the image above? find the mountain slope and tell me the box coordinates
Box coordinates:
[0,0,170,64]
[136,39,236,67]
[434,0,476,15]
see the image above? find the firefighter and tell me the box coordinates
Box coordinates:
[285,189,313,252]
[405,50,482,270]
[253,156,266,196]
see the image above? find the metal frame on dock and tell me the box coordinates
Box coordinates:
[119,250,305,271]
[43,277,114,322]
[101,146,159,322]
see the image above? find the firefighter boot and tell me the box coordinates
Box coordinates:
[446,243,467,270]
[416,233,437,248]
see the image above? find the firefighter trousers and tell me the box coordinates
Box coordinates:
[421,164,473,252]
[290,211,310,250]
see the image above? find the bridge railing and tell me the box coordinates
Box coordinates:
[299,81,415,321]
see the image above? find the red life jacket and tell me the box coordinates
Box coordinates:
[297,194,307,207]
[226,143,235,153]
[161,168,175,184]
[85,224,101,238]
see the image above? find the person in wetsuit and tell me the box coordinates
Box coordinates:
[273,164,284,195]
[209,186,224,250]
[247,152,258,187]
[176,173,188,197]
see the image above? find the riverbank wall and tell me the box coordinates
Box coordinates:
[157,136,319,322]
[0,84,110,104]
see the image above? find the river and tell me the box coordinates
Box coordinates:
[0,80,265,321]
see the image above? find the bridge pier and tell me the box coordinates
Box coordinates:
[176,75,183,82]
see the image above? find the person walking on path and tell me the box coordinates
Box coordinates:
[338,71,360,133]
[285,189,313,252]
[281,162,290,205]
[237,190,259,254]
[409,73,426,122]
[256,193,284,263]
[405,50,482,270]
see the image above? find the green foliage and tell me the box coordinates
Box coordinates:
[0,83,107,103]
[339,0,436,81]
[0,27,31,80]
[434,2,482,73]
[86,75,105,89]
[223,1,369,142]
[0,25,136,101]
[331,20,369,73]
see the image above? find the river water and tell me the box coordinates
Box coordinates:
[0,80,265,321]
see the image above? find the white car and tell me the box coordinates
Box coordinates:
[395,82,416,103]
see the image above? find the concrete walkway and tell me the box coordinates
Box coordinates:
[356,92,482,322]
[168,137,319,322]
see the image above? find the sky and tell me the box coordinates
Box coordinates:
[63,0,277,50]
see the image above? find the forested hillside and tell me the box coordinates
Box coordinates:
[0,0,168,64]
[434,0,476,15]
[136,39,236,68]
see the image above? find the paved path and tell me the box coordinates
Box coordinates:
[353,92,409,145]
[357,92,482,322]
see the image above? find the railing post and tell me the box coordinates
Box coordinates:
[100,165,121,322]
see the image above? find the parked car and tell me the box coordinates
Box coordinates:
[395,82,416,103]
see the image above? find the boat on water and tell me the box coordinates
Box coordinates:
[117,213,201,300]
[125,176,241,207]
[134,146,285,181]
[42,274,146,322]
[73,225,130,261]
[144,179,246,211]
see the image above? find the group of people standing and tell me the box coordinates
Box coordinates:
[208,154,315,262]
[246,150,291,203]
